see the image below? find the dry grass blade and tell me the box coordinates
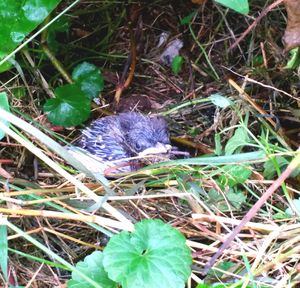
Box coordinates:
[1,1,300,286]
[204,148,300,274]
[0,108,134,231]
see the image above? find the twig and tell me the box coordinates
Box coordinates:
[114,4,139,103]
[203,147,300,274]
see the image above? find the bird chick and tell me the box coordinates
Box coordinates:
[68,112,171,175]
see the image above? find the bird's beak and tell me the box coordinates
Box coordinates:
[138,142,172,156]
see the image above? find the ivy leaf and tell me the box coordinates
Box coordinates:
[226,189,246,210]
[0,0,62,66]
[0,92,10,140]
[67,251,117,288]
[72,62,104,100]
[214,0,249,15]
[206,189,225,211]
[218,165,252,187]
[171,55,184,75]
[206,188,246,212]
[44,84,90,127]
[225,127,250,155]
[103,219,192,288]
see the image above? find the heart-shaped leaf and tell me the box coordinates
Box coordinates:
[44,84,90,127]
[0,0,62,70]
[72,62,104,99]
[218,165,252,187]
[68,251,117,288]
[103,219,192,288]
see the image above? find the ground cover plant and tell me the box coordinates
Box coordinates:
[0,0,299,287]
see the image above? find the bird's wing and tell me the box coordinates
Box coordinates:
[78,117,129,161]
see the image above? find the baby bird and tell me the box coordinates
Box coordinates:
[68,112,171,175]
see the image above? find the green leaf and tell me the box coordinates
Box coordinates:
[0,224,8,281]
[186,181,204,198]
[0,92,10,140]
[224,127,250,155]
[273,211,290,220]
[218,165,252,187]
[67,251,117,288]
[263,156,288,180]
[209,93,232,108]
[180,11,197,25]
[0,0,62,58]
[197,284,253,288]
[226,189,247,210]
[252,55,264,66]
[0,52,13,72]
[206,188,246,212]
[171,55,184,75]
[72,62,104,100]
[47,15,70,52]
[43,84,91,127]
[215,0,249,15]
[48,15,70,33]
[12,87,26,99]
[206,189,225,210]
[285,48,300,70]
[103,219,192,288]
[264,156,300,180]
[208,261,235,278]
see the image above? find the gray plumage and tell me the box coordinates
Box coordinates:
[68,112,171,174]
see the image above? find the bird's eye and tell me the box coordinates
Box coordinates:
[135,143,142,151]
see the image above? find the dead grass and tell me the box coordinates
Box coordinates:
[0,0,299,287]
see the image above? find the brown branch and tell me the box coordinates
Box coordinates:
[114,5,139,104]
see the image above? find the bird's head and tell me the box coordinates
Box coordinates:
[118,113,171,156]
